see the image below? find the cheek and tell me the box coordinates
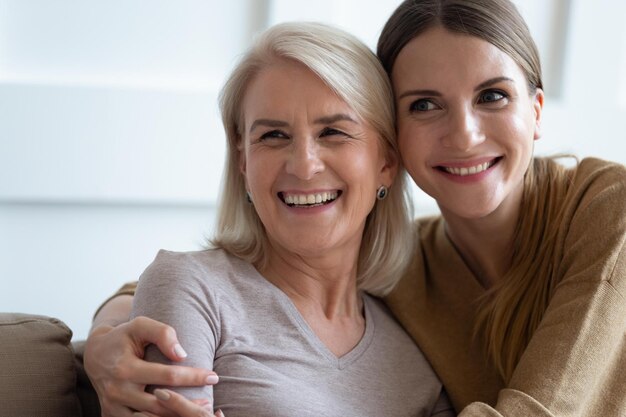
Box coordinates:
[502,114,536,152]
[397,126,426,172]
[245,155,275,193]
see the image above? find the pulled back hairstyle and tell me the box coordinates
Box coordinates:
[378,0,572,381]
[213,22,414,296]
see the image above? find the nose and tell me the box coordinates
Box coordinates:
[285,136,324,179]
[442,106,485,150]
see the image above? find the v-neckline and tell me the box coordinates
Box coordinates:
[243,262,375,369]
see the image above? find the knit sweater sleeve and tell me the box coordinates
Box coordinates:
[92,281,138,320]
[459,159,626,417]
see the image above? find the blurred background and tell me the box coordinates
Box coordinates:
[1,0,625,340]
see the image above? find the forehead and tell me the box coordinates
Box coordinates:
[241,60,358,125]
[392,26,526,90]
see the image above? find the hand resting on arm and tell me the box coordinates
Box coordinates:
[85,291,221,417]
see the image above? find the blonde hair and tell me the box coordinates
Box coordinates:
[378,0,566,380]
[212,22,414,296]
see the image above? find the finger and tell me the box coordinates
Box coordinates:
[132,412,159,417]
[215,410,225,417]
[191,398,213,407]
[99,399,137,417]
[155,389,215,417]
[108,387,180,417]
[124,360,219,387]
[127,316,188,361]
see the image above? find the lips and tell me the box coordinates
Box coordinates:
[437,157,501,176]
[279,191,341,207]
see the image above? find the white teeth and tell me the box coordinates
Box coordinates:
[443,161,493,176]
[283,192,338,206]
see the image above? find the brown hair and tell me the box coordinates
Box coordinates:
[377,0,542,92]
[378,0,571,381]
[478,157,572,381]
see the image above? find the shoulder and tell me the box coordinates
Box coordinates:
[557,158,626,292]
[562,157,626,221]
[364,293,421,347]
[413,215,446,250]
[138,248,253,294]
[569,158,626,202]
[414,215,442,236]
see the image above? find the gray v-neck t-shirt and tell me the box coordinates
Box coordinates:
[132,249,454,417]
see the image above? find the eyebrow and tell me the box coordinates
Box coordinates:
[474,76,515,91]
[397,89,441,100]
[397,76,516,100]
[249,113,357,134]
[249,119,289,134]
[313,113,357,125]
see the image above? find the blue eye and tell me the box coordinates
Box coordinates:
[479,90,507,103]
[409,99,439,112]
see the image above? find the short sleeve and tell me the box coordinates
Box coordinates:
[131,250,220,400]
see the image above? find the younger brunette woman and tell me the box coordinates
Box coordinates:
[379,0,626,415]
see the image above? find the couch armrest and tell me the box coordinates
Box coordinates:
[0,313,82,417]
[72,340,101,417]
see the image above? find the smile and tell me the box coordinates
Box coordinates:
[439,159,499,176]
[280,191,340,207]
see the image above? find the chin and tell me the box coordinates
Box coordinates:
[439,198,504,221]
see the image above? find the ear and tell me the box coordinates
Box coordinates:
[532,88,545,141]
[379,145,399,188]
[237,136,247,175]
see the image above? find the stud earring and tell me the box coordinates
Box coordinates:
[246,191,253,204]
[376,185,388,201]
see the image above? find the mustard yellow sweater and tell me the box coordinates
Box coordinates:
[385,158,626,416]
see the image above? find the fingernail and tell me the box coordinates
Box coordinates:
[154,388,171,401]
[197,398,211,406]
[133,413,149,417]
[173,343,187,358]
[206,374,219,384]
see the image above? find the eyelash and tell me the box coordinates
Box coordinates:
[408,89,509,113]
[320,127,348,137]
[259,130,288,140]
[478,89,508,104]
[409,99,440,113]
[259,127,348,140]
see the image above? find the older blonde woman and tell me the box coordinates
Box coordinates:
[86,22,453,417]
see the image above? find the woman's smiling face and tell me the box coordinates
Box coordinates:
[392,26,543,221]
[240,59,395,258]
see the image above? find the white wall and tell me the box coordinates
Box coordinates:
[1,0,625,340]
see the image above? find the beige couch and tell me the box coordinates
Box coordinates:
[0,313,100,417]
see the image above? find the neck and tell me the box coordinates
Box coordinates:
[258,240,363,319]
[441,185,523,289]
[258,240,365,357]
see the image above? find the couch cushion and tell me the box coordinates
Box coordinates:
[0,313,82,417]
